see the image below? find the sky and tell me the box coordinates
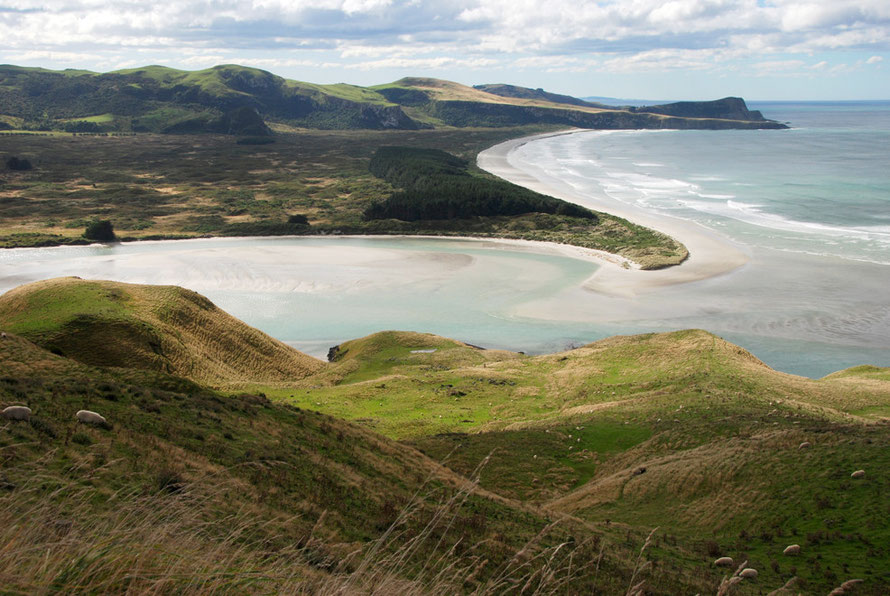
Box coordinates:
[0,0,887,100]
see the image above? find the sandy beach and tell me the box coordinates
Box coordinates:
[477,131,751,296]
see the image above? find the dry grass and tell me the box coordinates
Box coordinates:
[0,277,325,388]
[0,452,620,595]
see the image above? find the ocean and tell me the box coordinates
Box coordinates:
[1,102,888,378]
[502,101,890,377]
[514,101,890,266]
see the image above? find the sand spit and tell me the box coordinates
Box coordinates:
[477,130,750,296]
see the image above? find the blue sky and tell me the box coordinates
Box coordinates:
[1,0,887,100]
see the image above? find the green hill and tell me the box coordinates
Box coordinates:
[0,63,787,134]
[2,279,888,593]
[0,277,323,387]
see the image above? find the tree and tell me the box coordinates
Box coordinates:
[84,220,116,242]
[6,156,33,171]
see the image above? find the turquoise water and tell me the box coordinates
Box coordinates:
[504,101,890,377]
[1,103,889,378]
[517,101,890,265]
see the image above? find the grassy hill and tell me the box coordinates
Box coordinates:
[0,277,323,387]
[2,278,888,593]
[0,63,786,134]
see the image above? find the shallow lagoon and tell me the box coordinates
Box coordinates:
[1,234,888,378]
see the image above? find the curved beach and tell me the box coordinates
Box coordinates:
[477,131,750,296]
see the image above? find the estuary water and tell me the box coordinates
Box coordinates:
[1,102,889,378]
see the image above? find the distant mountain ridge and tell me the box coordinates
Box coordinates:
[0,63,786,134]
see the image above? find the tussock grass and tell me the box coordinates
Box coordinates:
[3,280,890,593]
[0,277,324,387]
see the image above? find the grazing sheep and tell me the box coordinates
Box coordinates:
[783,544,801,556]
[1,331,6,339]
[799,441,811,449]
[714,557,733,567]
[2,405,31,421]
[739,568,758,579]
[851,470,866,479]
[829,579,863,595]
[75,410,107,426]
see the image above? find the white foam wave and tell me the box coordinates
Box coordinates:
[680,199,890,244]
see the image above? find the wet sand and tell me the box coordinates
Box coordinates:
[477,131,750,296]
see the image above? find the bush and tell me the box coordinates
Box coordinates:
[6,156,32,171]
[236,136,275,145]
[84,220,116,242]
[63,121,101,133]
[287,214,309,225]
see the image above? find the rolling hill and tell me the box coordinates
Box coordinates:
[0,63,787,134]
[2,278,888,593]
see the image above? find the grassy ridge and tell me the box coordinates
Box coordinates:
[1,281,717,594]
[0,277,323,386]
[2,279,889,592]
[269,328,890,593]
[0,64,785,134]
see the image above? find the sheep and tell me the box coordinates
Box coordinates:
[75,410,107,426]
[851,470,866,479]
[714,557,733,567]
[1,331,6,339]
[739,568,758,579]
[783,544,801,556]
[2,405,31,421]
[829,579,863,595]
[799,441,811,449]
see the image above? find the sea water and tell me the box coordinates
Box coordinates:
[1,103,888,378]
[515,101,890,266]
[504,101,890,377]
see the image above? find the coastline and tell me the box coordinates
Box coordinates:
[477,130,750,296]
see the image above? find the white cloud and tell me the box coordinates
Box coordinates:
[0,0,888,95]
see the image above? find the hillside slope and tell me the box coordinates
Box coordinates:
[0,281,707,594]
[0,63,786,133]
[3,279,888,593]
[0,277,324,387]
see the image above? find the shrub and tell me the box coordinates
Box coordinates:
[236,136,275,145]
[6,156,33,171]
[84,220,116,242]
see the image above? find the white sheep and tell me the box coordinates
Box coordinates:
[739,568,758,579]
[783,544,801,556]
[2,405,31,421]
[851,470,866,479]
[799,441,811,449]
[76,410,107,426]
[714,557,733,567]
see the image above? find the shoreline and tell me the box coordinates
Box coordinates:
[477,130,750,296]
[0,232,632,273]
[4,127,747,298]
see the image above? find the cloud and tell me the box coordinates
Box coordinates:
[0,0,887,89]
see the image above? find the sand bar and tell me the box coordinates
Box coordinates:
[477,130,750,296]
